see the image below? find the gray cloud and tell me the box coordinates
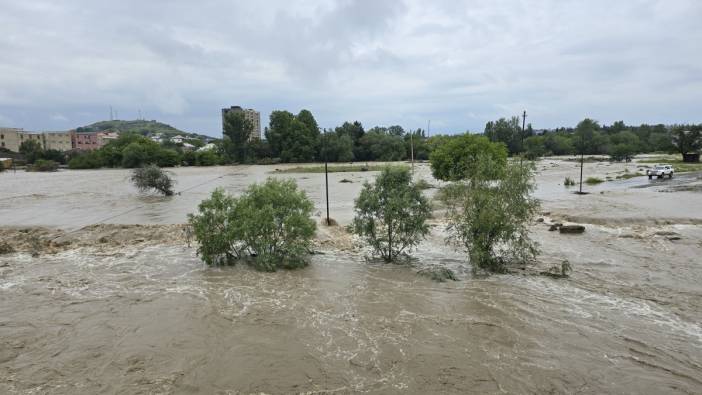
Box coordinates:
[0,0,700,136]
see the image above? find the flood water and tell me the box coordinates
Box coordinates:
[1,160,702,394]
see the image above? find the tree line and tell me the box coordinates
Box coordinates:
[58,108,701,169]
[487,117,701,161]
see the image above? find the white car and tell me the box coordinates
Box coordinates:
[647,164,674,179]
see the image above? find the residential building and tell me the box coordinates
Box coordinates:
[0,128,23,152]
[97,131,119,145]
[197,143,216,152]
[42,131,74,151]
[73,132,101,151]
[170,135,185,144]
[20,132,43,147]
[221,106,261,140]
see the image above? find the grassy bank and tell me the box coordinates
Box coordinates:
[272,164,408,174]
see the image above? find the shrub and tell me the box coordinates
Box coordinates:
[28,159,59,172]
[352,166,431,262]
[429,134,507,181]
[444,156,540,273]
[188,179,316,271]
[585,177,604,185]
[130,164,175,196]
[414,179,435,190]
[237,179,316,270]
[187,189,243,265]
[154,148,181,167]
[195,150,221,166]
[0,161,4,172]
[68,151,103,169]
[19,140,43,164]
[122,142,149,168]
[564,177,576,186]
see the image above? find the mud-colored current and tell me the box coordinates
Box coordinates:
[1,159,701,394]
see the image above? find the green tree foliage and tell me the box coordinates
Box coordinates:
[355,131,406,161]
[574,118,602,155]
[320,131,354,162]
[335,121,365,145]
[352,166,431,262]
[188,179,316,271]
[223,111,253,163]
[429,134,508,181]
[41,149,66,164]
[130,164,175,196]
[387,125,405,136]
[544,133,575,155]
[195,150,221,166]
[671,126,702,155]
[67,133,185,169]
[608,131,640,161]
[68,150,103,169]
[524,136,548,159]
[122,142,150,168]
[405,129,430,160]
[19,140,43,164]
[484,116,523,155]
[28,159,59,172]
[443,156,540,273]
[266,110,320,162]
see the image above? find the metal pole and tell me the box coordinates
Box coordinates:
[521,110,526,163]
[324,129,330,225]
[410,129,415,173]
[579,132,584,194]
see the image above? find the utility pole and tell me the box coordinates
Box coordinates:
[522,110,527,153]
[579,131,584,194]
[427,120,431,137]
[110,106,113,121]
[323,128,330,225]
[410,130,415,173]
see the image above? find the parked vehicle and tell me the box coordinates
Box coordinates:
[647,164,674,179]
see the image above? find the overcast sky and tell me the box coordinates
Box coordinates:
[0,0,700,136]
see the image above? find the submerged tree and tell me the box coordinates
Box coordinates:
[443,156,540,273]
[352,166,431,262]
[188,179,316,271]
[130,164,174,196]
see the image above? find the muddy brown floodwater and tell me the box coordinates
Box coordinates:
[1,158,701,394]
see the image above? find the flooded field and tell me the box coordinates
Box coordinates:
[1,158,702,394]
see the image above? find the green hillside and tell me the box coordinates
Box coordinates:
[76,120,212,140]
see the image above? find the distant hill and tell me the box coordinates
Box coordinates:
[76,120,213,140]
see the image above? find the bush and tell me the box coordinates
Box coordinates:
[188,179,316,271]
[28,159,59,172]
[444,156,540,273]
[429,134,508,181]
[130,165,174,196]
[154,148,181,167]
[0,161,4,172]
[41,149,66,164]
[68,151,104,169]
[195,150,221,166]
[585,177,604,185]
[564,177,576,186]
[352,166,431,262]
